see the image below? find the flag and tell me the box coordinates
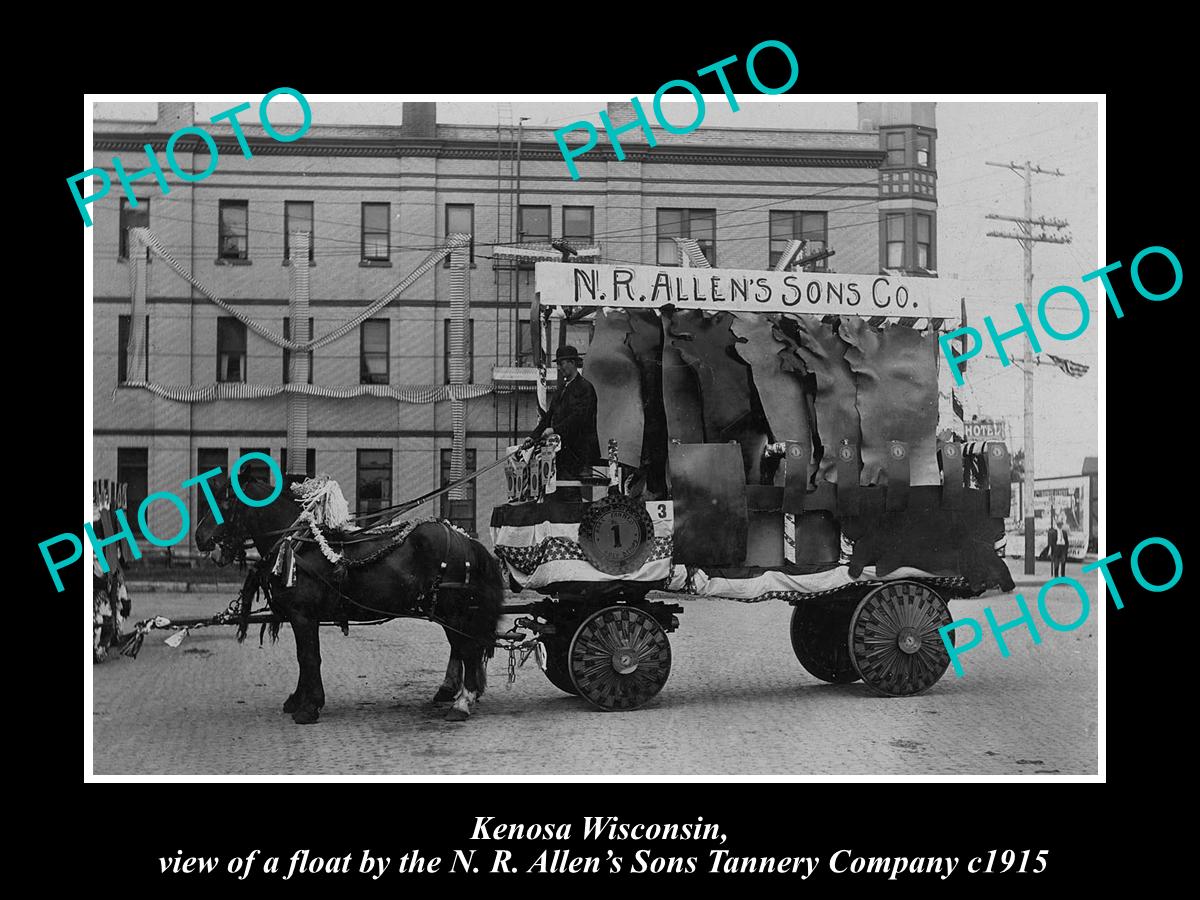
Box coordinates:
[536,363,549,415]
[1045,353,1089,377]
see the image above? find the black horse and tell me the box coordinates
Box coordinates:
[194,476,505,724]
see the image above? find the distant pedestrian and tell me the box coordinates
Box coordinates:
[1048,516,1069,578]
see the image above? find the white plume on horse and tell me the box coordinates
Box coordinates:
[290,475,351,530]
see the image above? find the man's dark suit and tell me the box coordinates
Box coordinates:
[1048,525,1068,577]
[530,374,601,474]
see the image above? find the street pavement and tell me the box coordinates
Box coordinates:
[91,570,1100,776]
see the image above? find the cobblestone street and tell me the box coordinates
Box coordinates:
[92,573,1099,776]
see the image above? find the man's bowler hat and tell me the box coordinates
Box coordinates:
[554,345,584,363]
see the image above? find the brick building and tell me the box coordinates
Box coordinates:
[90,100,938,557]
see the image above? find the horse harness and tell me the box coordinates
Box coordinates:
[277,519,482,640]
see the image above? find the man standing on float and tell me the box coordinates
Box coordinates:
[523,345,601,483]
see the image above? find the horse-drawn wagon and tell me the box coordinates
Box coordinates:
[128,234,1013,725]
[488,252,1015,711]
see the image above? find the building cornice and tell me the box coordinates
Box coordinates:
[93,134,886,169]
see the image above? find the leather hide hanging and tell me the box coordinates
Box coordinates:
[727,312,814,451]
[778,315,863,485]
[659,306,706,446]
[839,318,942,487]
[665,309,769,483]
[585,309,644,466]
[626,310,669,496]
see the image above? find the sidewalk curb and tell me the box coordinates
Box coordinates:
[133,582,239,593]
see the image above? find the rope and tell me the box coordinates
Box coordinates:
[351,449,520,528]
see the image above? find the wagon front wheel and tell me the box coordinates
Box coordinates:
[568,605,671,711]
[849,581,954,697]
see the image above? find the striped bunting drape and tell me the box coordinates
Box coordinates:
[120,228,493,405]
[124,239,149,390]
[773,239,805,272]
[673,237,712,268]
[117,381,497,404]
[130,227,469,352]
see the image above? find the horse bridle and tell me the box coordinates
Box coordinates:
[202,486,263,566]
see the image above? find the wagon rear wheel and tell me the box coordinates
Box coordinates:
[790,601,860,684]
[568,605,671,711]
[849,581,954,697]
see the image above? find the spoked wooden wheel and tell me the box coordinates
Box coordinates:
[790,601,860,684]
[849,581,954,697]
[541,638,579,695]
[568,605,672,711]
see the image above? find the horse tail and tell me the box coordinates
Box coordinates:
[470,539,507,659]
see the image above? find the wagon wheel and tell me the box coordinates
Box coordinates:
[789,601,860,684]
[849,581,955,697]
[568,605,672,711]
[540,638,579,696]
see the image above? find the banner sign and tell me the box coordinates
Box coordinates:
[964,418,1007,440]
[535,262,961,319]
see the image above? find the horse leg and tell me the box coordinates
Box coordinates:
[309,626,325,711]
[291,616,322,725]
[445,635,478,722]
[433,636,462,703]
[474,650,489,699]
[282,622,307,714]
[452,643,489,721]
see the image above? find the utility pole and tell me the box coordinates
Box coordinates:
[985,160,1070,575]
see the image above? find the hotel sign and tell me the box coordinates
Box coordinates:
[535,262,960,319]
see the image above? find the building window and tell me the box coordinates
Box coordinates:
[443,319,475,384]
[563,206,594,244]
[657,208,715,266]
[239,447,273,485]
[117,448,148,520]
[444,204,474,265]
[117,314,149,383]
[284,201,314,262]
[769,211,828,270]
[885,214,906,269]
[119,198,149,260]
[280,448,316,478]
[218,200,249,260]
[917,214,933,269]
[440,449,477,536]
[360,319,389,385]
[917,134,931,167]
[885,132,905,167]
[361,203,390,261]
[197,448,227,481]
[518,205,551,244]
[356,449,392,517]
[283,317,314,384]
[216,317,247,383]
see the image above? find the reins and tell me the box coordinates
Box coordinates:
[213,447,522,548]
